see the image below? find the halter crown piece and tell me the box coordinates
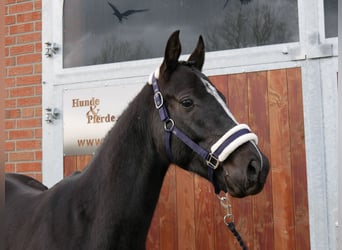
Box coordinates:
[148,69,260,194]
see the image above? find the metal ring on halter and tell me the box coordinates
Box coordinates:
[164,118,175,132]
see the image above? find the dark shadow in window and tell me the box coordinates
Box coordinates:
[324,0,338,38]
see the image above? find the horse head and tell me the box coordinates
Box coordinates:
[150,30,269,197]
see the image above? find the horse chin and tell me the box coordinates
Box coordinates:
[223,176,247,198]
[223,173,267,198]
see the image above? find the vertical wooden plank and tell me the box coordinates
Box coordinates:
[159,165,178,250]
[248,71,274,250]
[268,69,295,250]
[176,166,196,250]
[209,75,229,104]
[76,155,92,171]
[194,175,215,250]
[63,156,77,177]
[227,73,249,123]
[146,203,160,250]
[227,73,254,250]
[287,68,310,250]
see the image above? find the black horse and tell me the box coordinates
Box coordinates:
[5,31,269,250]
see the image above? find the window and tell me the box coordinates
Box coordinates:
[324,0,338,38]
[63,0,299,68]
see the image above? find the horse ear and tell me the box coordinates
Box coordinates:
[187,35,205,71]
[160,30,181,81]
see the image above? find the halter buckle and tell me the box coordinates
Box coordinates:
[206,153,219,169]
[154,91,164,109]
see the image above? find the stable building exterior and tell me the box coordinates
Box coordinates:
[4,0,339,249]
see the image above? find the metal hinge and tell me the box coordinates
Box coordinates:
[44,42,59,57]
[45,108,59,123]
[283,43,333,61]
[283,46,306,61]
[307,43,333,59]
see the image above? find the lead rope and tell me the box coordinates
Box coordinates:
[217,194,248,250]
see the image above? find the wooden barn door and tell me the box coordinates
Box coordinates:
[63,67,310,250]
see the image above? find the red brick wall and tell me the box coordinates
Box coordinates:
[4,0,42,181]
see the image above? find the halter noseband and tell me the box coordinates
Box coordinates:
[149,70,260,194]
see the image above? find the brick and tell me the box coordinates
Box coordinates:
[9,129,34,139]
[5,109,21,119]
[34,21,41,31]
[35,41,41,52]
[5,163,15,173]
[16,140,41,150]
[35,107,42,117]
[9,22,34,35]
[5,98,17,108]
[34,63,42,74]
[16,162,41,172]
[5,141,15,151]
[10,43,34,55]
[34,0,42,10]
[5,0,16,4]
[5,15,16,25]
[17,118,41,128]
[35,150,42,160]
[5,77,15,87]
[22,107,35,117]
[9,151,35,161]
[5,57,16,66]
[17,53,41,64]
[5,120,16,129]
[17,11,41,23]
[10,86,35,97]
[8,65,33,76]
[5,88,10,98]
[17,96,41,106]
[17,32,41,44]
[8,2,34,14]
[34,128,42,138]
[5,36,16,46]
[35,84,42,95]
[16,75,41,85]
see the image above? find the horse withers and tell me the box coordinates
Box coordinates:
[5,31,269,250]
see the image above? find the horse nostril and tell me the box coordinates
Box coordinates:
[247,160,259,183]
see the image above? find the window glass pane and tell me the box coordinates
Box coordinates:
[324,0,338,38]
[63,0,299,68]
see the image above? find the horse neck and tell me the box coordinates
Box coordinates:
[77,84,169,247]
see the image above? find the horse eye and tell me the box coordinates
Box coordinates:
[181,99,194,108]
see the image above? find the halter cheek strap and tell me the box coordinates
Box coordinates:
[149,71,260,194]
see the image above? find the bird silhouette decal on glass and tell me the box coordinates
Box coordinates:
[107,2,149,23]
